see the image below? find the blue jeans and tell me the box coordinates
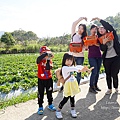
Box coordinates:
[74,57,84,85]
[89,57,102,87]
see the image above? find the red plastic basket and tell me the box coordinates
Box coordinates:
[69,42,83,52]
[83,36,98,46]
[98,32,114,44]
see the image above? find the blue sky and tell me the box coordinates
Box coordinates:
[0,0,120,38]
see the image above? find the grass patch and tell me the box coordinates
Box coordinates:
[0,92,37,110]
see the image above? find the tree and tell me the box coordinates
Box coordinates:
[24,31,38,40]
[11,30,38,42]
[1,32,15,50]
[11,30,26,42]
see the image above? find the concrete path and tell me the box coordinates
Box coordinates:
[0,76,120,120]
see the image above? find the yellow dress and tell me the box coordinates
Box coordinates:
[63,75,80,97]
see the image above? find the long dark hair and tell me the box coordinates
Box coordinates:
[78,24,87,39]
[90,24,97,30]
[60,53,75,75]
[97,26,108,38]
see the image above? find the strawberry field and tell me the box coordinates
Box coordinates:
[0,53,62,95]
[0,52,104,94]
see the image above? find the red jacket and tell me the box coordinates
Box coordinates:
[37,58,52,80]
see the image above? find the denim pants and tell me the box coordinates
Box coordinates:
[74,57,84,85]
[89,57,102,87]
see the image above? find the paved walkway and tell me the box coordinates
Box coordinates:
[0,75,120,120]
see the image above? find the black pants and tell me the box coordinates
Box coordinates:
[38,78,53,107]
[103,56,120,89]
[58,96,75,109]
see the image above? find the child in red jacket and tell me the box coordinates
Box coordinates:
[36,46,56,115]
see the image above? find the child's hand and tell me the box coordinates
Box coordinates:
[47,52,54,59]
[78,67,88,73]
[45,55,49,59]
[78,66,94,73]
[87,67,94,74]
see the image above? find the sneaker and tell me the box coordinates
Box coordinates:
[56,111,63,119]
[70,109,77,118]
[48,104,56,111]
[105,89,112,95]
[89,87,98,94]
[37,107,43,115]
[115,88,118,93]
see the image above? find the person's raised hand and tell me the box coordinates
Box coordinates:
[103,34,110,44]
[83,17,87,21]
[80,17,87,21]
[90,17,100,22]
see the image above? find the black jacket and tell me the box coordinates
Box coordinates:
[98,20,120,59]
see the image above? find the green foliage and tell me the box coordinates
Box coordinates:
[1,13,120,54]
[0,52,105,109]
[12,82,20,90]
[38,34,71,46]
[1,32,15,50]
[0,92,37,109]
[0,52,105,94]
[11,30,38,42]
[87,13,120,39]
[0,83,12,94]
[93,12,120,39]
[0,53,63,93]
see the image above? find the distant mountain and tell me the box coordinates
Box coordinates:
[0,31,5,37]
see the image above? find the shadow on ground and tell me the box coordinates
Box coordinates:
[25,89,120,120]
[76,93,120,120]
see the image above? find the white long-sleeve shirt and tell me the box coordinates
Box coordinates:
[62,65,84,80]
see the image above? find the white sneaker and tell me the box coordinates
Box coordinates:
[105,89,112,95]
[115,88,118,93]
[70,109,77,118]
[56,111,63,119]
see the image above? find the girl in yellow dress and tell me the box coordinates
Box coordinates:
[56,53,93,119]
